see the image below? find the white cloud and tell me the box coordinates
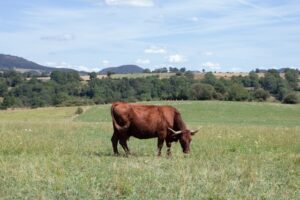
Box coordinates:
[231,67,242,72]
[168,54,187,63]
[40,34,75,42]
[144,46,167,54]
[101,60,110,66]
[105,0,154,7]
[136,58,150,65]
[45,61,99,72]
[202,62,221,70]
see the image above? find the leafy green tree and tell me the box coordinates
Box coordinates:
[260,70,281,94]
[4,70,24,87]
[184,71,194,79]
[249,72,260,88]
[143,68,151,73]
[89,72,97,80]
[191,83,215,100]
[180,67,186,73]
[285,69,299,89]
[228,83,249,101]
[169,67,179,73]
[0,80,8,96]
[203,72,217,86]
[50,71,81,84]
[107,71,115,78]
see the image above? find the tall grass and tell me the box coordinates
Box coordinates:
[0,101,299,199]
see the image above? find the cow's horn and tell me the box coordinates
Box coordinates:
[168,128,182,134]
[190,129,199,135]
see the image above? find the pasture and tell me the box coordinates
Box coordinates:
[0,101,299,199]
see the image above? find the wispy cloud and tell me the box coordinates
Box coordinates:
[168,54,187,63]
[40,34,75,42]
[101,60,110,66]
[136,58,150,65]
[1,0,300,71]
[45,61,99,72]
[104,0,154,7]
[144,46,167,54]
[202,62,221,70]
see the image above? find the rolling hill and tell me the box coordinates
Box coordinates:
[99,65,144,74]
[0,54,87,75]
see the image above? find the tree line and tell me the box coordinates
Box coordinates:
[0,69,299,109]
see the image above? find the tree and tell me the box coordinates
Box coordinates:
[153,67,168,73]
[89,72,97,80]
[169,67,179,73]
[191,83,215,100]
[50,71,81,84]
[180,67,186,73]
[4,70,24,87]
[249,71,260,88]
[0,80,8,96]
[203,72,217,86]
[143,68,151,73]
[260,70,282,94]
[285,69,299,89]
[228,83,249,101]
[107,71,115,78]
[184,71,194,79]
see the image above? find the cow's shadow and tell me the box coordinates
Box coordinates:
[83,151,154,158]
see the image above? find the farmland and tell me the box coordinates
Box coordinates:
[0,101,299,199]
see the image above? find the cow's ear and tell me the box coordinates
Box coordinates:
[171,133,181,142]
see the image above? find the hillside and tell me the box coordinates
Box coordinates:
[0,54,87,75]
[99,65,144,74]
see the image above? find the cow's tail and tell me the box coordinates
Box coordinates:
[111,104,130,131]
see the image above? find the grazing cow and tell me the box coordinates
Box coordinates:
[111,102,198,156]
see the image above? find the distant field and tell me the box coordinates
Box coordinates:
[33,72,287,81]
[0,101,299,199]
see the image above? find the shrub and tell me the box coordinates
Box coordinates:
[75,107,84,115]
[253,88,269,101]
[283,93,299,104]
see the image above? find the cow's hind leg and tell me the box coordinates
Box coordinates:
[119,138,130,156]
[111,133,119,156]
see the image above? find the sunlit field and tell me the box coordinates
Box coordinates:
[0,101,299,199]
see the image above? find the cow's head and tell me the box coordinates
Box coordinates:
[168,128,198,154]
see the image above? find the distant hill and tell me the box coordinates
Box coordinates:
[0,54,88,75]
[99,65,144,74]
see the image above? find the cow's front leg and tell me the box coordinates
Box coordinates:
[157,138,164,156]
[166,141,172,157]
[111,133,119,156]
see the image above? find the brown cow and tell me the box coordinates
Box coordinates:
[111,102,198,156]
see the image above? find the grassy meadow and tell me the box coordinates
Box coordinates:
[0,101,299,199]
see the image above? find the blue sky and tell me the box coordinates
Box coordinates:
[0,0,299,72]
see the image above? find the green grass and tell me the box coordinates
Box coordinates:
[0,101,299,199]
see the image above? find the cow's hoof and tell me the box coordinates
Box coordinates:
[167,154,172,158]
